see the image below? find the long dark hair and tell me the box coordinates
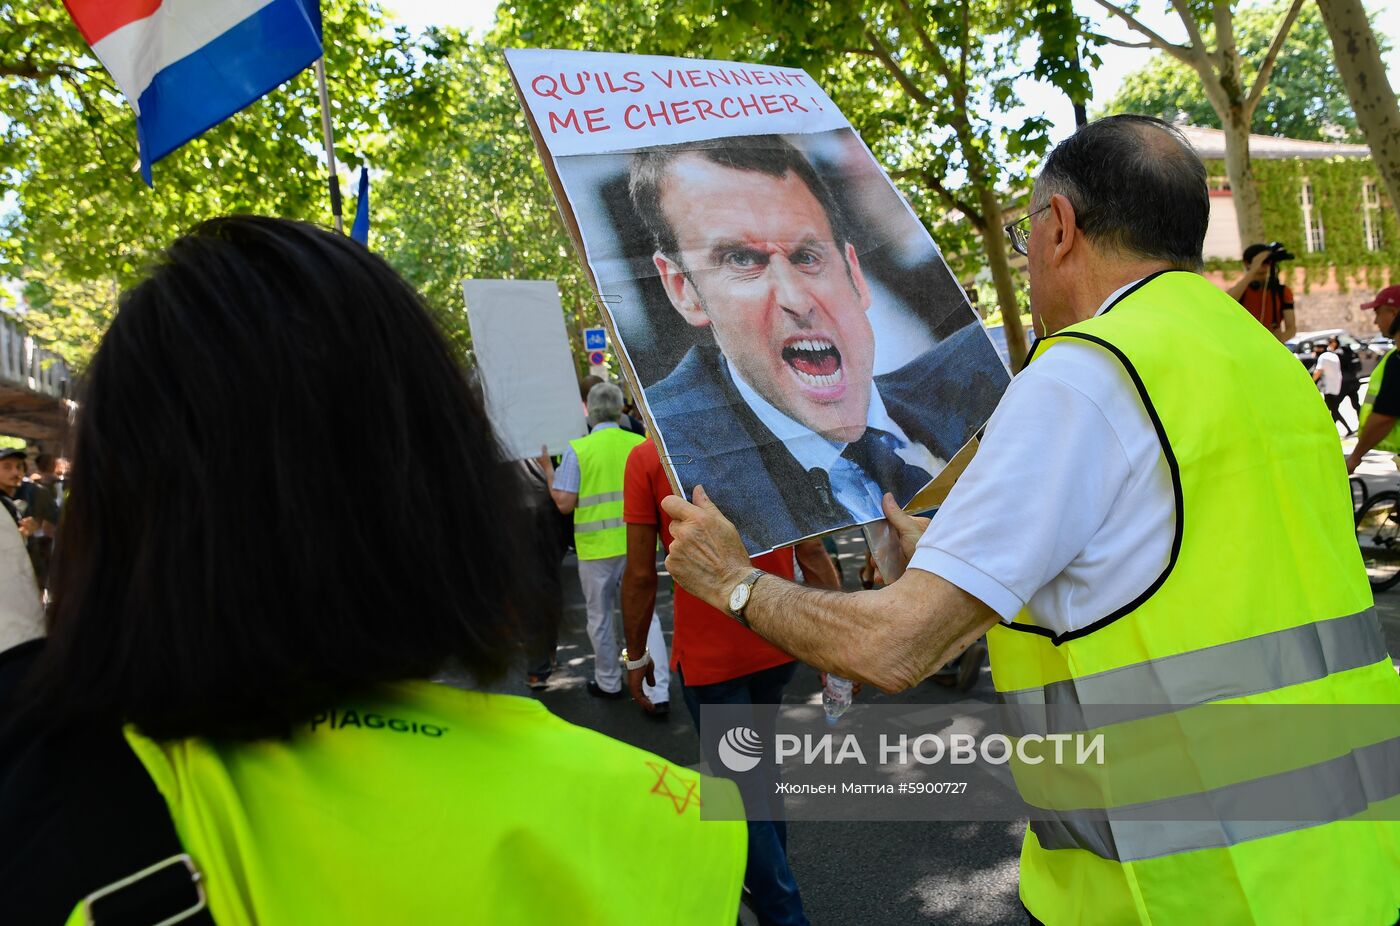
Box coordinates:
[27,216,538,739]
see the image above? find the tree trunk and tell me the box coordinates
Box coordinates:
[1220,109,1266,246]
[976,185,1028,369]
[1316,0,1400,215]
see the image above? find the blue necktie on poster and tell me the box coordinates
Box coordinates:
[63,0,324,185]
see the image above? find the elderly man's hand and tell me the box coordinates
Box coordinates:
[881,493,930,566]
[660,485,753,612]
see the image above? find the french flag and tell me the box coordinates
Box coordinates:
[63,0,323,185]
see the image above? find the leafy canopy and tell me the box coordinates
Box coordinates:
[0,1,415,365]
[1101,1,1377,141]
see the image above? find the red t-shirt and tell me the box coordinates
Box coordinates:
[1238,281,1294,331]
[622,438,796,686]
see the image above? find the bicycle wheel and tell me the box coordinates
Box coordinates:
[1356,491,1400,591]
[1350,476,1369,513]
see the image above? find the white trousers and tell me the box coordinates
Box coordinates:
[576,554,670,701]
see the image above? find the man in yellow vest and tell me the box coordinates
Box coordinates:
[543,381,671,711]
[661,115,1400,923]
[1347,284,1400,473]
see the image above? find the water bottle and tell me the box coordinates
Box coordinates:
[823,674,853,725]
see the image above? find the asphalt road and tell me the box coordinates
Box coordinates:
[526,529,1027,926]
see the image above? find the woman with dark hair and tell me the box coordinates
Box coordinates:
[0,217,743,923]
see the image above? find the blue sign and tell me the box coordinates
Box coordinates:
[584,327,607,351]
[588,350,606,366]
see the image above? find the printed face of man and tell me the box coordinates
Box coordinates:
[652,154,875,444]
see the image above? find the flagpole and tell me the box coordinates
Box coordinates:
[313,57,344,234]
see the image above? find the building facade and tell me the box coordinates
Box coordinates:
[1182,125,1398,335]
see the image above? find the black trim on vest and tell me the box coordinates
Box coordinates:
[1003,271,1185,645]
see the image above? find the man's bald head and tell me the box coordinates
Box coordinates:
[1032,115,1208,270]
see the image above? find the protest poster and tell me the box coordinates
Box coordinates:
[463,278,586,460]
[505,48,1009,554]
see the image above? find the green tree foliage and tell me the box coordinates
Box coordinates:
[1090,0,1308,244]
[369,30,591,359]
[0,1,416,365]
[1102,1,1372,141]
[491,0,1095,366]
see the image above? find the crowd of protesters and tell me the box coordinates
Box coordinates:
[4,117,1400,925]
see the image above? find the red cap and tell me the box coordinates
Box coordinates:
[1362,285,1400,310]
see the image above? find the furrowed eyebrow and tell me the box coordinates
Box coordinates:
[704,236,831,265]
[706,240,767,265]
[790,237,830,255]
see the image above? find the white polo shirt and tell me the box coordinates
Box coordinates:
[908,282,1174,636]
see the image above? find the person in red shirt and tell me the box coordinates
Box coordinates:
[1226,242,1296,342]
[621,437,837,926]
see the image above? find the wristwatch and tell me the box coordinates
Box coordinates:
[620,648,652,671]
[727,568,767,627]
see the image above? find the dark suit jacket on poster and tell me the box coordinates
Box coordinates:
[645,322,1007,552]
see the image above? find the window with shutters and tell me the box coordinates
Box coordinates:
[1363,179,1385,252]
[1301,179,1325,252]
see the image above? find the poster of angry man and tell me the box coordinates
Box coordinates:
[506,48,1009,554]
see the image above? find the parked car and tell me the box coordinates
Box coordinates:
[1285,329,1385,377]
[1364,335,1394,356]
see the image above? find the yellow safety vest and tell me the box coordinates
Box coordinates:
[988,271,1400,924]
[66,681,745,925]
[1360,349,1400,453]
[570,425,645,561]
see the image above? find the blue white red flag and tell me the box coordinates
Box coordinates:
[62,0,323,185]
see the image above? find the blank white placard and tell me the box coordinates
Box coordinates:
[463,279,586,460]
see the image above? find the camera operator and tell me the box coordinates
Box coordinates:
[1227,242,1296,342]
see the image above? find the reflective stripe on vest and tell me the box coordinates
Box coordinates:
[999,608,1384,731]
[1359,349,1400,453]
[569,426,646,560]
[988,271,1400,924]
[1030,731,1400,862]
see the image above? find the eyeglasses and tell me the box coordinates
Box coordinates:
[1004,205,1049,257]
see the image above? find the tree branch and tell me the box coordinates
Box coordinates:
[893,168,982,228]
[1246,0,1304,113]
[894,0,941,63]
[863,24,932,107]
[957,1,970,111]
[1090,0,1198,66]
[1168,0,1208,53]
[1087,32,1156,50]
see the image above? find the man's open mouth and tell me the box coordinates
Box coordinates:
[782,337,843,388]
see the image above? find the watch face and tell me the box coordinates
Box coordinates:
[729,581,750,612]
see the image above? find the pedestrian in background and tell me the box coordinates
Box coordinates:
[1329,335,1361,435]
[622,434,839,925]
[518,456,568,689]
[0,448,34,545]
[540,382,670,709]
[18,453,60,588]
[1311,340,1346,432]
[1226,242,1296,342]
[1347,286,1400,472]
